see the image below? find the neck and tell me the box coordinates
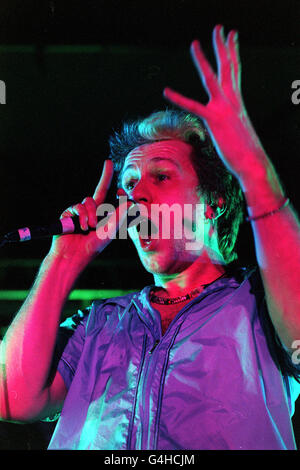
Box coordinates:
[152,256,226,299]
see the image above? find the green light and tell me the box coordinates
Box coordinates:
[68,289,136,300]
[0,289,136,301]
[0,290,28,300]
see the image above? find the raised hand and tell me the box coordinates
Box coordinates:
[164,25,269,184]
[49,160,129,265]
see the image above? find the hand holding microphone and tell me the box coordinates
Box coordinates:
[47,160,132,264]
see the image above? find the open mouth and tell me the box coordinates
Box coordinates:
[136,217,159,251]
[138,235,158,251]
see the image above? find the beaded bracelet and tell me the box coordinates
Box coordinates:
[246,197,290,222]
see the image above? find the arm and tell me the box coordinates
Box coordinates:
[0,160,129,421]
[242,166,300,350]
[0,254,78,422]
[163,25,300,350]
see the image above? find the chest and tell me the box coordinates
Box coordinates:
[150,299,192,335]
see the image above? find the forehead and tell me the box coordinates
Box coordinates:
[122,139,194,170]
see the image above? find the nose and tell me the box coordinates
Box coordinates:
[130,179,152,205]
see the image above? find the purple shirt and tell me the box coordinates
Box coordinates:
[48,267,300,450]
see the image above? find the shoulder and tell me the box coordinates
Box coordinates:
[80,289,146,333]
[60,290,140,329]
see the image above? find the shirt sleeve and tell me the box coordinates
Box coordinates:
[50,305,92,390]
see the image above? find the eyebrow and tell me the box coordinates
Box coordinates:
[122,156,181,175]
[150,157,181,169]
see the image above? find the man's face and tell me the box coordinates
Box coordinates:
[120,139,207,275]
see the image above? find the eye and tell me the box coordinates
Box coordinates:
[156,173,169,182]
[123,179,137,191]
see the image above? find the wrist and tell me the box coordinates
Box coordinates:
[246,197,289,222]
[240,161,285,213]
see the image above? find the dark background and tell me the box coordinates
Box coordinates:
[0,0,299,450]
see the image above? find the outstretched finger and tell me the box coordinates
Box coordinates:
[226,30,241,92]
[163,87,210,120]
[190,39,220,99]
[93,159,114,205]
[213,25,233,89]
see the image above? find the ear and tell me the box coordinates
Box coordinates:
[217,197,225,208]
[204,197,226,221]
[215,197,226,220]
[204,204,215,220]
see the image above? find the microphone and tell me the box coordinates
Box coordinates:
[0,211,141,246]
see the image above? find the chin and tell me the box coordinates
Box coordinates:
[133,237,201,274]
[138,254,166,274]
[137,250,191,276]
[135,248,166,273]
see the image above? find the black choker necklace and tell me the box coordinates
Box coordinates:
[150,287,203,305]
[150,273,227,305]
